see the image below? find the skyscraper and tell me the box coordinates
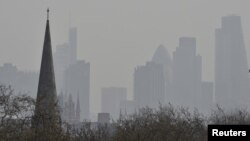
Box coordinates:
[152,45,173,103]
[215,15,250,108]
[64,60,90,120]
[54,27,78,91]
[54,26,90,121]
[134,61,165,109]
[33,9,59,128]
[54,43,70,91]
[69,27,77,63]
[172,37,202,108]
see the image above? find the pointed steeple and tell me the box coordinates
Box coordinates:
[33,9,59,128]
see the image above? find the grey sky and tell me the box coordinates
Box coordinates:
[1,0,250,113]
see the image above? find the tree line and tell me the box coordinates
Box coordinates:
[0,85,249,141]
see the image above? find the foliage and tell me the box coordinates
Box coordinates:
[1,85,250,141]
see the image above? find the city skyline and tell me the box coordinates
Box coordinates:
[0,15,248,118]
[1,0,250,114]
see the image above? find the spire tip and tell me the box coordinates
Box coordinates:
[47,8,50,20]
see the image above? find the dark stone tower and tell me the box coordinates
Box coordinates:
[33,9,59,128]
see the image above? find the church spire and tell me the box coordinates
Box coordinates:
[33,9,59,129]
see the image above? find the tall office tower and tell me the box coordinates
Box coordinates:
[152,45,173,103]
[33,10,59,128]
[215,16,250,108]
[101,87,127,119]
[54,43,71,91]
[134,61,165,109]
[64,60,90,120]
[173,37,202,108]
[69,27,77,63]
[54,27,78,91]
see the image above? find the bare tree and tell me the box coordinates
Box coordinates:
[0,85,35,140]
[2,86,250,141]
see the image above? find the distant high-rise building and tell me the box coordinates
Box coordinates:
[152,45,173,103]
[54,27,78,91]
[69,27,77,63]
[134,61,165,109]
[215,15,250,108]
[101,87,127,119]
[64,60,90,120]
[172,37,202,108]
[0,63,39,97]
[54,26,90,121]
[33,10,59,128]
[54,43,71,91]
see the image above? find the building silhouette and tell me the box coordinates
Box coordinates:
[64,60,90,120]
[101,87,127,119]
[33,10,59,128]
[215,15,250,108]
[0,63,38,97]
[69,27,77,63]
[151,45,173,103]
[54,43,71,91]
[134,61,165,109]
[54,27,77,91]
[172,37,202,108]
[54,26,90,121]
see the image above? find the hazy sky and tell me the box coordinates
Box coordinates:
[1,0,250,113]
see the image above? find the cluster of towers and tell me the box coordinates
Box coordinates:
[53,27,90,121]
[1,10,250,126]
[134,37,208,111]
[134,15,250,113]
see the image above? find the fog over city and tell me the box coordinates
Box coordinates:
[1,0,250,121]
